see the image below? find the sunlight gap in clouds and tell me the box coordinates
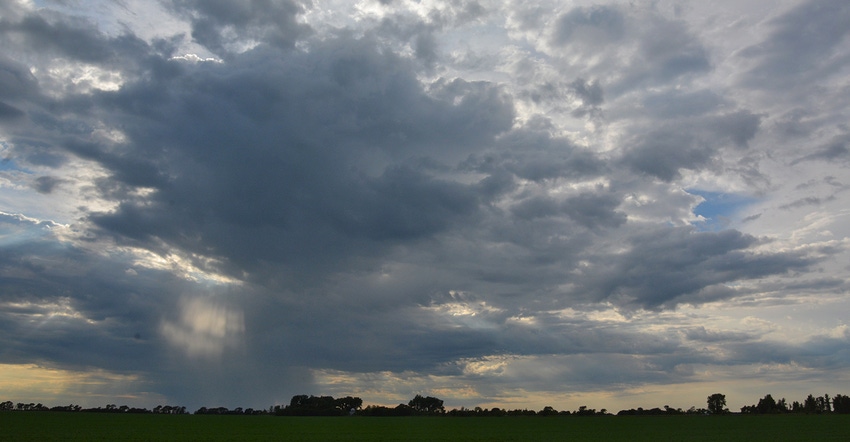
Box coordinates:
[126,247,242,285]
[160,297,245,359]
[1,297,95,326]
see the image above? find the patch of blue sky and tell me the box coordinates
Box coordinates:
[0,219,52,247]
[688,190,756,231]
[0,155,33,173]
[0,158,19,171]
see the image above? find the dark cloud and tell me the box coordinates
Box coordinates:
[465,126,606,182]
[572,228,821,309]
[0,11,151,66]
[0,101,24,120]
[511,192,626,230]
[620,111,761,181]
[621,130,715,182]
[0,241,167,372]
[683,326,754,343]
[0,238,314,408]
[723,330,850,372]
[58,36,513,285]
[0,55,39,122]
[0,55,39,99]
[32,175,64,194]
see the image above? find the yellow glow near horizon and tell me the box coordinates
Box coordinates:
[0,363,161,407]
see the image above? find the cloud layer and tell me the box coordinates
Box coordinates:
[1,0,849,411]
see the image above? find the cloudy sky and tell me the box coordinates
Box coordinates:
[1,0,849,412]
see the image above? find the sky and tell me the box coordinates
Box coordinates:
[1,0,849,412]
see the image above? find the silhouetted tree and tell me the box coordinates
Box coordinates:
[538,406,558,416]
[408,395,444,414]
[819,394,831,413]
[334,396,363,414]
[574,405,598,416]
[833,394,850,414]
[278,395,362,416]
[707,393,727,414]
[804,394,823,413]
[757,394,778,414]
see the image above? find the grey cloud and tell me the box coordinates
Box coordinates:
[0,12,151,66]
[790,134,850,165]
[620,110,761,181]
[569,78,604,118]
[709,110,762,148]
[573,228,821,309]
[641,89,724,119]
[32,175,64,194]
[633,18,710,84]
[0,237,310,409]
[67,37,514,284]
[551,5,625,47]
[371,0,489,69]
[0,55,37,122]
[740,0,850,90]
[7,137,67,168]
[683,326,754,343]
[0,55,39,100]
[511,192,626,230]
[0,242,167,371]
[774,109,823,138]
[621,130,714,182]
[570,78,603,107]
[553,6,711,96]
[722,331,850,372]
[464,125,606,182]
[329,165,481,241]
[779,196,836,210]
[428,0,488,26]
[0,101,24,120]
[169,0,311,56]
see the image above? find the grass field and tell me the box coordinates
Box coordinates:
[2,412,849,441]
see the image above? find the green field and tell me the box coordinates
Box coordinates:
[2,413,849,441]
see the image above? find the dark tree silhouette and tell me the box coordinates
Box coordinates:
[408,395,444,414]
[757,394,778,413]
[334,396,363,413]
[707,393,727,414]
[833,394,850,413]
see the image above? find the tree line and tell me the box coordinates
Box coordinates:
[0,401,187,414]
[3,392,850,417]
[739,393,850,414]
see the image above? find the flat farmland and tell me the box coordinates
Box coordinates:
[2,413,849,441]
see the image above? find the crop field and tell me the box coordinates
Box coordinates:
[2,413,849,441]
